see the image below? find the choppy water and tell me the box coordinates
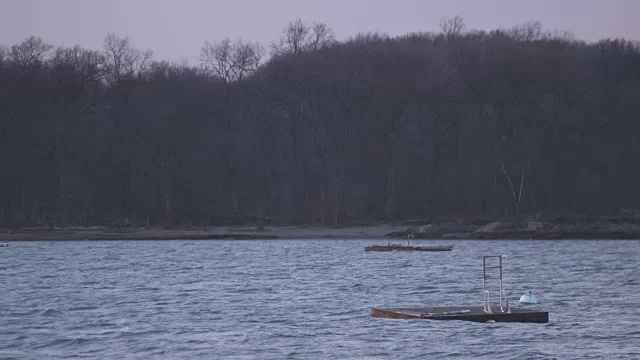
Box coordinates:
[1,239,639,359]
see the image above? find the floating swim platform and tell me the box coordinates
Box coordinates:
[365,245,453,252]
[371,305,548,323]
[371,255,549,323]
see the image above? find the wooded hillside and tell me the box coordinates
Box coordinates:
[1,18,639,227]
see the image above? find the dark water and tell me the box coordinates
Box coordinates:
[1,239,639,359]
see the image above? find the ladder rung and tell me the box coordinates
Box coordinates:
[484,266,502,269]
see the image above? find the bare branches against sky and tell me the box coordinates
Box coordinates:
[1,0,639,62]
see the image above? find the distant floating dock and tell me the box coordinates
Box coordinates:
[371,255,549,323]
[365,245,453,252]
[371,305,548,323]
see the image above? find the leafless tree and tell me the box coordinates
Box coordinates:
[510,21,544,41]
[9,36,53,70]
[350,31,390,43]
[101,34,153,222]
[285,18,310,54]
[500,162,530,215]
[200,38,264,83]
[52,45,104,83]
[271,19,336,56]
[546,28,577,41]
[102,34,153,94]
[309,22,336,51]
[0,44,9,66]
[233,40,264,81]
[200,37,236,85]
[440,15,466,40]
[199,37,265,216]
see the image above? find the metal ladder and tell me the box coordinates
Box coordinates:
[483,255,509,313]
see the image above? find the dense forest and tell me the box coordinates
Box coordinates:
[1,17,639,228]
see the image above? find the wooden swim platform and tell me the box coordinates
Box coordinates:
[365,245,453,252]
[371,255,549,323]
[371,305,548,323]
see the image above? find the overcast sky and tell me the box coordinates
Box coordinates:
[1,0,639,63]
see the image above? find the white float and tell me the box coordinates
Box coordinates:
[519,291,537,305]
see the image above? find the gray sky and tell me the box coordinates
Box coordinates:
[1,0,639,64]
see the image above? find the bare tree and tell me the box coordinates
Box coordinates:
[43,45,106,226]
[309,22,336,51]
[200,37,236,85]
[9,36,53,70]
[350,31,390,43]
[510,21,544,42]
[546,28,577,41]
[49,45,104,122]
[52,45,104,84]
[500,162,530,215]
[102,33,153,100]
[200,38,265,216]
[0,44,8,66]
[440,15,466,40]
[285,18,310,54]
[271,19,336,56]
[233,40,264,81]
[200,38,264,83]
[101,34,153,223]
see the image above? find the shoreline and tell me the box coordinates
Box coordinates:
[0,225,397,241]
[2,221,640,241]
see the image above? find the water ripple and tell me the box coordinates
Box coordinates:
[1,239,640,358]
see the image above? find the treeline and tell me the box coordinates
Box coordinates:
[1,17,639,227]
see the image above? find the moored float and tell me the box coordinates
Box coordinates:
[519,291,538,305]
[365,238,453,252]
[365,244,453,252]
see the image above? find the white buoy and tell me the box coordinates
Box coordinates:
[519,291,537,305]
